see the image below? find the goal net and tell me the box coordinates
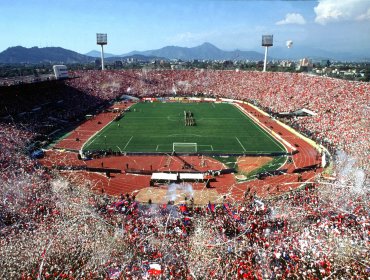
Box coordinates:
[173,142,197,153]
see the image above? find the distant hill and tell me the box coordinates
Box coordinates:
[268,45,370,62]
[122,42,265,61]
[84,44,370,62]
[0,46,93,64]
[105,54,167,62]
[1,44,368,64]
[85,50,117,58]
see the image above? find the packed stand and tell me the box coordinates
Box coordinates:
[0,78,123,137]
[0,69,368,278]
[1,166,368,278]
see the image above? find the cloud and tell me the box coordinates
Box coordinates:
[276,13,306,25]
[314,0,370,24]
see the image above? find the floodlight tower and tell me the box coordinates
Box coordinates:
[96,33,107,70]
[262,35,273,72]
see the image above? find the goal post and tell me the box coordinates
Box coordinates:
[173,142,197,153]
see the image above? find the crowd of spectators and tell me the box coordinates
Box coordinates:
[1,159,368,278]
[0,75,54,87]
[67,70,370,171]
[0,69,368,278]
[0,78,122,136]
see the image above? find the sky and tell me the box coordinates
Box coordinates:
[0,0,369,55]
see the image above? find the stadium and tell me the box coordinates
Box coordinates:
[0,69,369,278]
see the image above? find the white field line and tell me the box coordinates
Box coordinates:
[87,132,101,146]
[233,103,290,154]
[235,136,247,152]
[123,136,133,151]
[197,144,214,151]
[83,129,108,150]
[242,100,321,151]
[82,103,135,151]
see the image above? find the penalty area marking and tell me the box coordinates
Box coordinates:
[235,136,246,152]
[167,133,203,137]
[198,144,213,151]
[116,145,123,153]
[123,136,133,150]
[155,144,213,152]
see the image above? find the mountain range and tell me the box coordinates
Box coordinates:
[88,42,370,62]
[85,50,117,58]
[0,46,92,64]
[85,43,265,61]
[268,46,369,62]
[120,42,265,61]
[0,43,369,64]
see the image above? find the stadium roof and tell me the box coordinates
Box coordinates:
[279,108,317,117]
[294,108,317,116]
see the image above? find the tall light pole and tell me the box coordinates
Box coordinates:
[262,35,273,72]
[96,33,107,70]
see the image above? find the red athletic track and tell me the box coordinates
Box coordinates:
[54,102,132,151]
[41,101,322,202]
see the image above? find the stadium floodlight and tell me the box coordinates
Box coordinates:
[261,35,273,72]
[96,33,107,70]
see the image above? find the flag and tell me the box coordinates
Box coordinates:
[179,204,188,214]
[233,212,241,221]
[208,202,215,212]
[224,203,242,222]
[107,268,121,279]
[114,201,124,207]
[223,203,231,212]
[148,263,162,275]
[183,216,191,226]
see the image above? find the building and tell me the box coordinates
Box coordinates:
[52,65,68,79]
[297,58,313,71]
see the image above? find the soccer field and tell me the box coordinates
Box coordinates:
[83,102,286,154]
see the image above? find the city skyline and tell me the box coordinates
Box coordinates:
[0,0,369,56]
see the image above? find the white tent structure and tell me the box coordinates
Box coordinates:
[151,173,177,181]
[150,172,207,186]
[179,173,204,181]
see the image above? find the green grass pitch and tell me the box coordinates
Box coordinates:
[83,102,286,154]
